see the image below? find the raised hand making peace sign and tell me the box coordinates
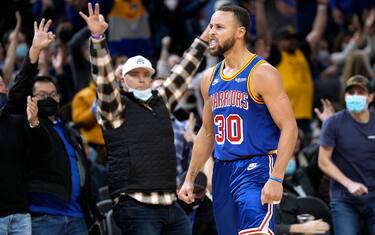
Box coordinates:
[79,3,108,36]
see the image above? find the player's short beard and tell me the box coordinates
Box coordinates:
[209,37,236,57]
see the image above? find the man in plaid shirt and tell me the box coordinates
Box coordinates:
[80,3,209,234]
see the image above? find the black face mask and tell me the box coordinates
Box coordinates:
[38,97,59,117]
[59,29,74,43]
[0,93,7,110]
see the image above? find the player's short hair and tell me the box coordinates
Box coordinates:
[217,5,250,37]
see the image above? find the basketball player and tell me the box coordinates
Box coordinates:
[178,5,298,235]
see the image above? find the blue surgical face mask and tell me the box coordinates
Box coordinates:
[317,50,329,67]
[345,95,367,113]
[16,43,28,59]
[128,87,152,102]
[0,93,7,110]
[285,159,297,177]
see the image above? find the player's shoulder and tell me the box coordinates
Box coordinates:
[203,65,216,79]
[250,60,283,96]
[252,60,281,84]
[201,63,220,86]
[253,60,278,77]
[199,65,217,97]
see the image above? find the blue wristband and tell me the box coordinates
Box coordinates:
[270,177,283,183]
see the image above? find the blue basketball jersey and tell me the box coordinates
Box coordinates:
[208,55,280,161]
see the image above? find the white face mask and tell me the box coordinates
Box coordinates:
[128,87,153,102]
[164,0,178,11]
[123,77,152,102]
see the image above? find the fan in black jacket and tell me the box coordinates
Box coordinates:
[0,91,51,235]
[7,19,102,234]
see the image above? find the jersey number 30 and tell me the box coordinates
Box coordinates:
[214,114,243,145]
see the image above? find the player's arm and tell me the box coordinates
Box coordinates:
[252,63,298,204]
[187,68,215,181]
[254,63,297,181]
[178,67,215,203]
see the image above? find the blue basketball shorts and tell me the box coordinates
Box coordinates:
[212,154,276,235]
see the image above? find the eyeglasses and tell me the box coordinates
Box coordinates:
[33,91,60,100]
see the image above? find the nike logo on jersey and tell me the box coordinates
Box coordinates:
[212,78,219,86]
[247,163,257,171]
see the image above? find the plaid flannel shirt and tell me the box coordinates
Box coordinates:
[90,36,207,205]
